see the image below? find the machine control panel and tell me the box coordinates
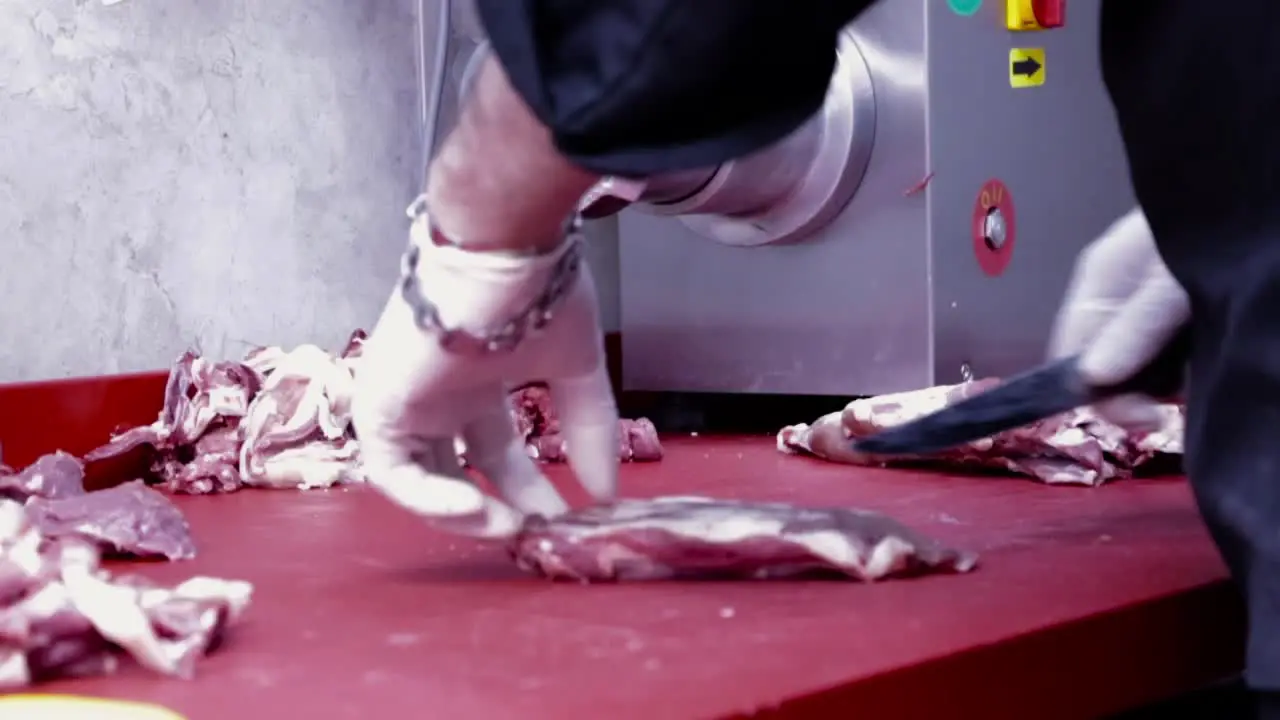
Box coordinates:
[1006,0,1066,31]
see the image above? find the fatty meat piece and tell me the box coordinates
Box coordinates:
[242,329,364,378]
[25,481,196,561]
[84,351,262,494]
[0,452,86,503]
[238,344,361,489]
[777,378,1185,486]
[511,496,976,582]
[0,454,192,561]
[0,499,251,690]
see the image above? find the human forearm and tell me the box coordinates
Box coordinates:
[424,56,598,253]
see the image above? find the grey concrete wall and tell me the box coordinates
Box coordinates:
[0,0,622,382]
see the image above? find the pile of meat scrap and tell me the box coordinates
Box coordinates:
[80,331,368,495]
[84,329,662,496]
[778,377,1185,486]
[0,451,251,689]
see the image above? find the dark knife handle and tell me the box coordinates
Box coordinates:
[1087,325,1191,402]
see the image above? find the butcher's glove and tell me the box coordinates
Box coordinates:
[351,198,619,539]
[1047,207,1190,432]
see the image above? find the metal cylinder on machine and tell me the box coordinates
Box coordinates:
[579,30,878,247]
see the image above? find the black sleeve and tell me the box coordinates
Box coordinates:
[475,0,878,177]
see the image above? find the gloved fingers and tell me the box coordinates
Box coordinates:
[1048,208,1157,359]
[354,288,461,434]
[362,433,523,539]
[1091,394,1170,435]
[1069,209,1159,301]
[461,391,569,517]
[1077,262,1191,386]
[1048,301,1118,361]
[547,364,620,503]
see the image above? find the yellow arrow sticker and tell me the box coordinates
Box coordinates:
[0,695,186,720]
[1009,48,1045,88]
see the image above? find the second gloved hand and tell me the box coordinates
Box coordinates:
[351,202,620,539]
[1048,207,1190,431]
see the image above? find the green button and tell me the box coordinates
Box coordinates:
[948,0,982,16]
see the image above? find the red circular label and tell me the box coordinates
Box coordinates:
[971,179,1016,276]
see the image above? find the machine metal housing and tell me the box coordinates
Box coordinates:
[614,1,1133,397]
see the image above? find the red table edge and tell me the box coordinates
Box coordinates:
[747,582,1243,720]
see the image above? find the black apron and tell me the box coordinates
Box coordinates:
[1102,1,1280,691]
[476,0,871,176]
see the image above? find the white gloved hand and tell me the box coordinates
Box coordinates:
[351,202,619,539]
[1047,207,1191,432]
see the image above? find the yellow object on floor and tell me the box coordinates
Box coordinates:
[0,695,185,719]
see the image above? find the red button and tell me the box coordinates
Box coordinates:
[1032,0,1065,28]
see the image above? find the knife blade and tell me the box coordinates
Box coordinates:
[851,327,1191,457]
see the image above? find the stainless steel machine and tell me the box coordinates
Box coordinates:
[589,0,1133,397]
[425,0,1133,398]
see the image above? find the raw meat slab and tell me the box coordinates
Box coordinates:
[512,496,976,582]
[25,480,196,561]
[0,451,86,502]
[779,379,1184,485]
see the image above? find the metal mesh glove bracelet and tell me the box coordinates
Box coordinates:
[398,194,586,356]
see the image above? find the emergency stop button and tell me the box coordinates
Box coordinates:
[1006,0,1065,31]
